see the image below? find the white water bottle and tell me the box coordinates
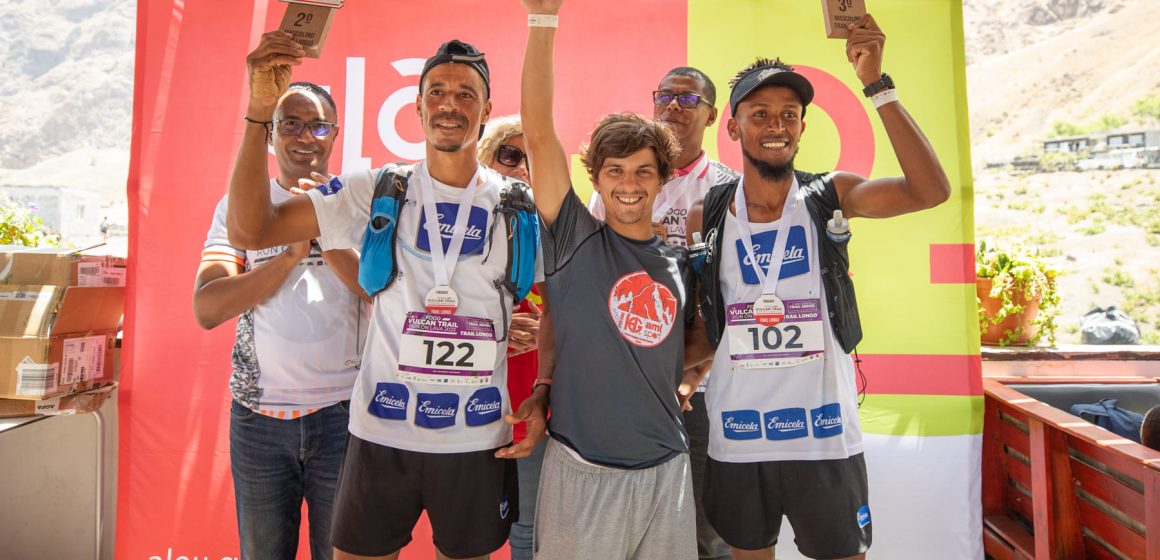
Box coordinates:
[826,210,851,243]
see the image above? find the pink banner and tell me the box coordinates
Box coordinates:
[120,1,683,558]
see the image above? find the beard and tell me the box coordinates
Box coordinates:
[428,111,470,153]
[742,146,796,182]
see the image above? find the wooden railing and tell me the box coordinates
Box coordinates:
[983,378,1160,559]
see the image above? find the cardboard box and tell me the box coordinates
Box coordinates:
[0,285,124,399]
[0,384,115,418]
[0,245,127,287]
[279,1,339,58]
[821,0,866,39]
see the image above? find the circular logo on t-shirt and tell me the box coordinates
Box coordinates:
[608,271,678,348]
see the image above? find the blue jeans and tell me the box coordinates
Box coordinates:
[508,436,546,560]
[230,400,349,560]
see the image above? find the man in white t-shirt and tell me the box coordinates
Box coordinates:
[685,14,951,560]
[225,32,543,560]
[194,80,369,560]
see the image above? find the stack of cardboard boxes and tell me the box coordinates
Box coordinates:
[0,246,125,417]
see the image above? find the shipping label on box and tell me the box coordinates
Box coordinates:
[15,356,57,397]
[60,335,106,384]
[77,262,127,287]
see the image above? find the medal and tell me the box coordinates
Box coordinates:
[752,294,785,326]
[425,285,459,314]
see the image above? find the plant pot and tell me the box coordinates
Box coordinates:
[977,277,1041,345]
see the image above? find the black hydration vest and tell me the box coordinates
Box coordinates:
[694,170,863,353]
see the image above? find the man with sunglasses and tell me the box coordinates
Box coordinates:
[586,66,736,560]
[226,31,544,560]
[194,79,369,560]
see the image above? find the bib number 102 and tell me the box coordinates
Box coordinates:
[748,325,803,350]
[422,340,475,367]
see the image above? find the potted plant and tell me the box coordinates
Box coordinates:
[1,195,61,247]
[976,239,1061,346]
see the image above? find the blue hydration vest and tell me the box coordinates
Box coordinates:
[356,163,540,305]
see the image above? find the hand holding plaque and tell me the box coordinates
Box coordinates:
[245,30,305,111]
[845,14,886,86]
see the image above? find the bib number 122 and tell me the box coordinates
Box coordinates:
[422,340,475,367]
[748,325,803,351]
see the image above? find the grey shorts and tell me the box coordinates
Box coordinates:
[534,438,697,560]
[704,453,871,558]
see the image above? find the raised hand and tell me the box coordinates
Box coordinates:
[246,31,305,110]
[845,14,886,86]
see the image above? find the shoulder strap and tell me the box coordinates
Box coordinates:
[799,170,862,353]
[697,179,738,348]
[357,163,413,297]
[494,176,539,303]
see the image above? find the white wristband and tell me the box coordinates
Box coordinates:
[528,14,559,28]
[871,88,899,109]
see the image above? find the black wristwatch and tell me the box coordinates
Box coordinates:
[862,73,895,97]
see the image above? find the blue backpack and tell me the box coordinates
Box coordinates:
[356,163,539,304]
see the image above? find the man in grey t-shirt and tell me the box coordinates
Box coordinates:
[502,1,699,557]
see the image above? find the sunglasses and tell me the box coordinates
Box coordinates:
[652,90,708,109]
[275,119,337,139]
[496,144,528,168]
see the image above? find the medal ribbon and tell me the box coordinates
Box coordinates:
[417,162,483,288]
[731,176,803,301]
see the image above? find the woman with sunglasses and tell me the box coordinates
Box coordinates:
[478,115,546,560]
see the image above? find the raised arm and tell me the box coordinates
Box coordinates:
[520,0,570,225]
[834,14,951,220]
[228,31,321,249]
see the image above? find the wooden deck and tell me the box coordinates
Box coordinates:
[983,375,1160,559]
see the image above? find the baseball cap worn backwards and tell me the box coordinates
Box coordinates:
[728,63,814,115]
[421,39,491,99]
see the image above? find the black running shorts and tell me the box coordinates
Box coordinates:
[332,435,519,558]
[704,453,871,558]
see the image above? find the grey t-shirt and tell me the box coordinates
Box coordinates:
[543,190,693,469]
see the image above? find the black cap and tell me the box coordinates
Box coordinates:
[728,63,814,115]
[420,39,491,99]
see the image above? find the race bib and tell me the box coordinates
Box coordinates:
[726,298,825,369]
[398,312,498,385]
